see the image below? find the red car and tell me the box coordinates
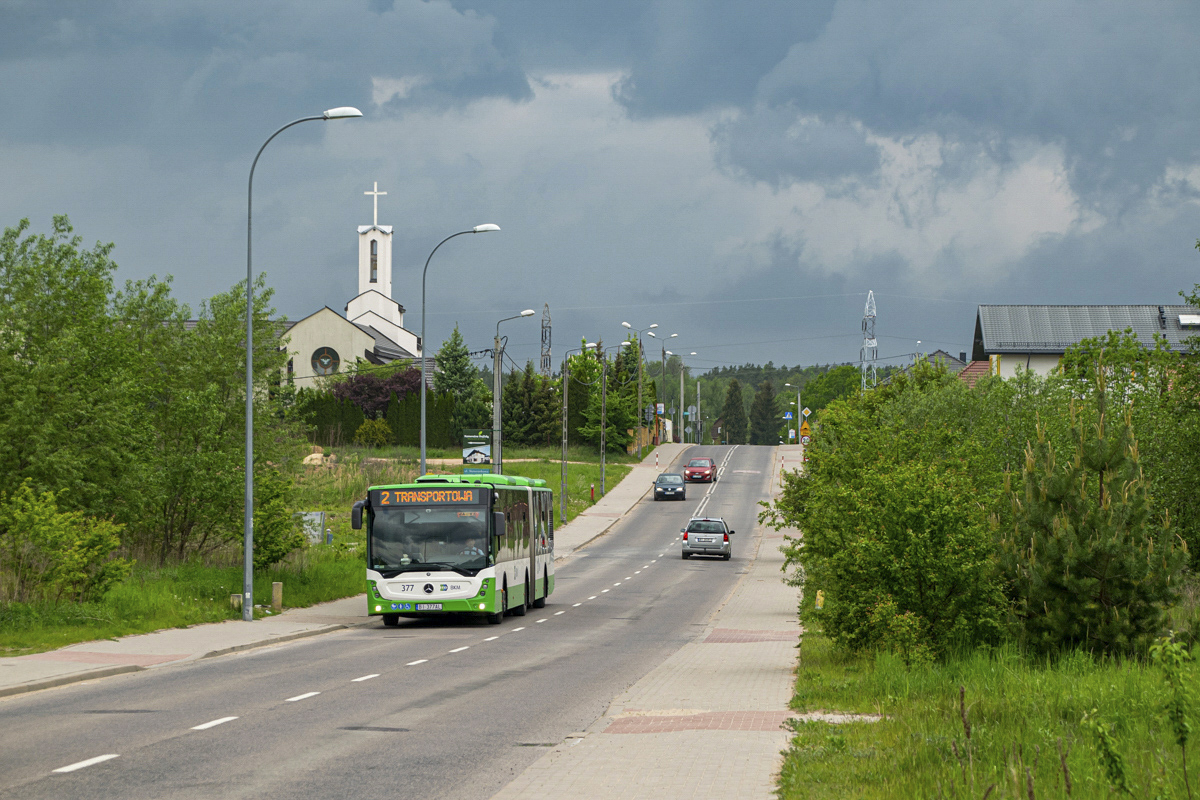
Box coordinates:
[684,456,716,482]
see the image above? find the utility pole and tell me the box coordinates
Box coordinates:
[861,290,878,390]
[600,358,607,495]
[696,379,701,445]
[560,356,569,524]
[540,303,552,378]
[679,363,685,443]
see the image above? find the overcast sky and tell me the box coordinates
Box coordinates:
[4,0,1200,374]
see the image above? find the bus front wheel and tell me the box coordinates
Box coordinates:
[382,613,400,627]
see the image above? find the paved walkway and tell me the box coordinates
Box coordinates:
[490,443,803,800]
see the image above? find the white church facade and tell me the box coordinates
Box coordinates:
[283,183,424,388]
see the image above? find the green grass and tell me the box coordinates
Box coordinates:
[0,546,365,656]
[778,627,1200,799]
[2,444,643,656]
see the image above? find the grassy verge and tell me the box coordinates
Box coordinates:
[778,626,1200,799]
[2,445,645,656]
[0,546,364,656]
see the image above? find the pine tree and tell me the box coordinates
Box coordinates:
[721,380,748,444]
[999,369,1185,655]
[749,379,779,444]
[434,325,490,436]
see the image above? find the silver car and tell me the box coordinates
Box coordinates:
[681,517,734,560]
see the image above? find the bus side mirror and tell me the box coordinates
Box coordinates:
[493,511,506,539]
[351,500,365,530]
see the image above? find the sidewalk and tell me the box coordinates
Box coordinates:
[491,443,803,800]
[0,444,691,699]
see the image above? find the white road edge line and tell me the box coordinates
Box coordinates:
[449,646,469,653]
[285,692,320,702]
[54,754,119,773]
[406,659,428,666]
[191,716,238,731]
[352,674,379,682]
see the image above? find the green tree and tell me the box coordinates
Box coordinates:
[720,380,748,444]
[579,352,636,452]
[748,379,779,444]
[435,325,491,435]
[252,466,304,571]
[999,373,1185,656]
[802,364,860,418]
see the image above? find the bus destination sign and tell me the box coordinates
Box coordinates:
[372,487,483,506]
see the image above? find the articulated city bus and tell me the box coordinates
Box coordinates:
[352,474,554,625]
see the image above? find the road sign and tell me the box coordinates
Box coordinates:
[801,435,810,445]
[802,407,812,418]
[685,424,693,433]
[799,420,811,436]
[783,411,793,419]
[657,403,665,414]
[687,405,697,416]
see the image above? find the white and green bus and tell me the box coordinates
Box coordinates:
[352,474,555,625]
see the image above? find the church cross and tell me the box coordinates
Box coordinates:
[364,181,387,226]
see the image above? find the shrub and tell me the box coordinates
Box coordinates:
[0,480,130,603]
[998,382,1185,656]
[353,418,393,448]
[253,467,305,571]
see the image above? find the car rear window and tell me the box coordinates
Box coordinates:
[688,521,723,532]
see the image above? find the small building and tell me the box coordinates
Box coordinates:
[971,304,1200,378]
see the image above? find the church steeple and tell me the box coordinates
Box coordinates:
[357,181,394,299]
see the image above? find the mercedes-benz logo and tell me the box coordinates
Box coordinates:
[423,584,434,594]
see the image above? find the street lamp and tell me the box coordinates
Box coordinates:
[492,308,536,475]
[243,105,362,622]
[621,321,657,459]
[667,350,698,442]
[560,342,595,524]
[419,224,501,476]
[656,333,678,441]
[785,382,801,443]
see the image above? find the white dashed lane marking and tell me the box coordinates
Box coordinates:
[406,659,428,666]
[555,611,565,615]
[484,636,499,641]
[53,754,119,773]
[352,674,379,682]
[285,692,320,702]
[588,596,597,600]
[449,646,469,653]
[512,627,526,632]
[191,716,238,731]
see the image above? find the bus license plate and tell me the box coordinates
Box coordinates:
[416,603,442,611]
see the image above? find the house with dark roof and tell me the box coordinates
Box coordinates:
[971,304,1200,378]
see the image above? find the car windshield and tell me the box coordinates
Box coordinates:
[687,459,711,468]
[657,474,683,485]
[369,506,489,577]
[688,520,725,533]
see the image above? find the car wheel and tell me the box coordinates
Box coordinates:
[681,552,690,560]
[723,553,731,561]
[382,613,399,627]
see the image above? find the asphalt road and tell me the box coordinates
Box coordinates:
[0,444,774,800]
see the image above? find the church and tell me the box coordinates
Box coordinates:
[282,183,424,388]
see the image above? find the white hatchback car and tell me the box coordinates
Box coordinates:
[681,517,734,560]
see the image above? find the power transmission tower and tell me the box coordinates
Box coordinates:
[860,290,877,390]
[540,303,552,378]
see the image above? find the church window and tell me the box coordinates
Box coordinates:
[370,239,378,283]
[312,347,340,376]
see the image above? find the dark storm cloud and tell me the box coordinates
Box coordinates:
[0,0,530,157]
[713,107,880,185]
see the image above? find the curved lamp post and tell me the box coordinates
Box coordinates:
[491,308,536,475]
[785,382,801,442]
[621,321,657,459]
[244,106,362,622]
[419,224,501,476]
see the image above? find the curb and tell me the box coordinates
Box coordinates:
[198,621,372,661]
[0,664,144,699]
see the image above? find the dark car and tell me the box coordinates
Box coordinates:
[684,456,716,482]
[653,472,686,500]
[681,517,734,560]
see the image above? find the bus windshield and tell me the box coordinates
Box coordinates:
[369,506,489,577]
